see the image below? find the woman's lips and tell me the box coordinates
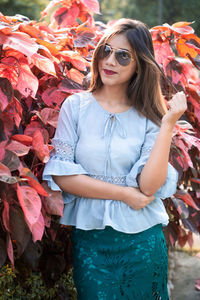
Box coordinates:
[103,69,117,75]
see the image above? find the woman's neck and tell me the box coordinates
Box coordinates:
[95,85,129,106]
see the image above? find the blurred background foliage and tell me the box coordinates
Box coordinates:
[0,0,199,36]
[97,0,200,35]
[0,0,49,21]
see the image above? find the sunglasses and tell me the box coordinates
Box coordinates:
[99,44,135,66]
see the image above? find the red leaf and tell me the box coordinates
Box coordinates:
[66,68,85,85]
[178,227,188,248]
[176,34,200,59]
[42,206,51,228]
[0,23,12,34]
[81,0,100,14]
[0,162,11,176]
[22,176,49,197]
[60,51,87,71]
[0,113,14,139]
[2,193,10,231]
[40,0,64,19]
[39,107,59,128]
[74,27,96,48]
[36,39,60,57]
[32,130,49,163]
[53,5,79,27]
[163,58,183,85]
[169,233,175,246]
[175,138,193,170]
[19,23,44,39]
[30,213,45,243]
[187,53,200,70]
[0,77,14,112]
[24,121,49,143]
[31,53,56,76]
[191,178,200,184]
[41,87,66,107]
[49,229,57,242]
[16,184,42,225]
[171,23,194,35]
[172,197,189,219]
[0,141,7,161]
[11,134,33,146]
[24,121,43,136]
[20,167,48,196]
[172,21,194,28]
[41,182,63,216]
[6,233,14,268]
[0,238,7,268]
[151,25,173,48]
[9,206,31,257]
[174,190,200,211]
[16,63,38,98]
[187,231,194,249]
[185,42,200,55]
[0,57,19,86]
[13,97,22,128]
[0,31,38,57]
[154,41,174,65]
[58,77,83,94]
[180,132,200,149]
[1,149,20,172]
[6,140,30,157]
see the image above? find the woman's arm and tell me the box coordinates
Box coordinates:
[53,174,155,210]
[138,91,187,196]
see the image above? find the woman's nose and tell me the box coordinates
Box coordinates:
[105,51,116,65]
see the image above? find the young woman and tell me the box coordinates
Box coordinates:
[43,19,187,299]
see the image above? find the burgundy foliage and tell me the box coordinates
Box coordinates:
[0,0,199,283]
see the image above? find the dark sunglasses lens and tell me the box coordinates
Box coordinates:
[99,44,111,59]
[116,50,131,66]
[103,45,112,58]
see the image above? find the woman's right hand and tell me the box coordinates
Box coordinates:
[123,187,155,210]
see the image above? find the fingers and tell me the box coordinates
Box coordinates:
[171,91,187,110]
[166,91,187,120]
[140,195,155,209]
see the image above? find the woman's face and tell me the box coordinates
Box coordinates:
[98,34,137,89]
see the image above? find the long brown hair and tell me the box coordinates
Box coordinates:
[89,19,167,126]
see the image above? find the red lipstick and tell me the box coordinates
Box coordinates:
[103,69,117,75]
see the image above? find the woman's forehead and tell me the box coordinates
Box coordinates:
[106,34,132,51]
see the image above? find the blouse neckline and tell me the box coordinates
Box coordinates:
[89,92,133,116]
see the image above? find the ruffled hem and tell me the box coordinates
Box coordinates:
[42,157,88,193]
[60,197,169,233]
[126,161,178,198]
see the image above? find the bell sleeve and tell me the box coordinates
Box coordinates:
[42,94,88,197]
[126,118,178,199]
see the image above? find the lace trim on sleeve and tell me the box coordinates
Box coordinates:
[141,146,152,155]
[51,138,74,161]
[89,174,126,186]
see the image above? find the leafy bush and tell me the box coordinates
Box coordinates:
[0,0,199,294]
[0,264,77,299]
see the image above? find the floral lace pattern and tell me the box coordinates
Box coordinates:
[51,138,74,161]
[89,174,126,186]
[141,145,153,155]
[71,225,169,300]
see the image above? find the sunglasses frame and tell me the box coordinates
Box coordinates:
[99,44,135,66]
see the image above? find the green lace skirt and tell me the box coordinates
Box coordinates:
[71,224,169,300]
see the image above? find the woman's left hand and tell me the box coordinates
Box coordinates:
[162,91,187,128]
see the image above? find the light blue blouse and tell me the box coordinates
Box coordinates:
[43,91,178,233]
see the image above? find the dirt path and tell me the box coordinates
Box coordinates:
[171,250,200,300]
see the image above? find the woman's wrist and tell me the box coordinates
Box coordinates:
[113,185,128,202]
[161,119,175,132]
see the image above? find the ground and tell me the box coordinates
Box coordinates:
[171,234,200,300]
